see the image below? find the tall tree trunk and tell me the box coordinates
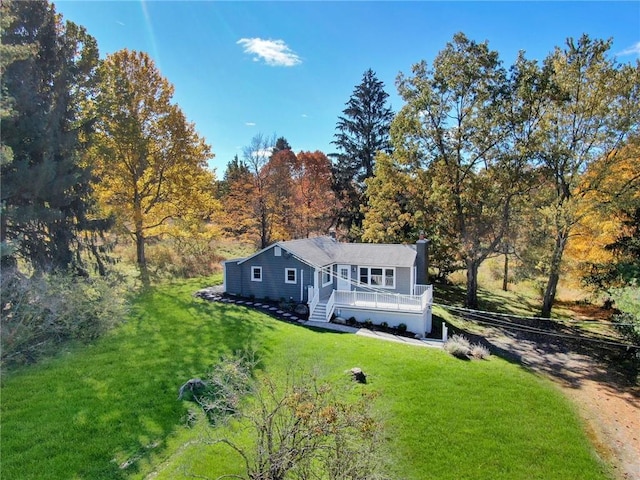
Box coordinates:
[133,201,149,287]
[136,230,149,287]
[466,258,479,309]
[541,229,568,318]
[0,207,17,270]
[259,201,269,249]
[502,251,509,292]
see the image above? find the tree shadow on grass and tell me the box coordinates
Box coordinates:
[435,281,638,388]
[445,313,639,413]
[105,289,276,476]
[1,283,275,480]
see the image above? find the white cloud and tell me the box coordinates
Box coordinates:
[301,113,308,118]
[618,41,640,57]
[251,148,274,158]
[237,38,302,67]
[245,122,256,127]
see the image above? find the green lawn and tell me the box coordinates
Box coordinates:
[1,278,611,479]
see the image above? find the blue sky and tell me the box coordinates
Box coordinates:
[54,1,640,175]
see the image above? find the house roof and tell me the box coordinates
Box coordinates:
[238,236,417,268]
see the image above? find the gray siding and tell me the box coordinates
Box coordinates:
[318,265,336,299]
[224,261,243,296]
[225,248,315,302]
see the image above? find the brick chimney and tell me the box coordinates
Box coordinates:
[416,232,429,285]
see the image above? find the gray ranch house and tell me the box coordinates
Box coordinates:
[223,235,433,336]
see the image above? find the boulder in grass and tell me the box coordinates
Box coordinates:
[348,367,367,384]
[178,378,207,400]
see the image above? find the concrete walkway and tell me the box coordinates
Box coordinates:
[304,320,444,349]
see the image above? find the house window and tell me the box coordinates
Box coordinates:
[322,266,332,286]
[274,246,282,256]
[251,266,262,282]
[359,267,395,289]
[285,268,297,284]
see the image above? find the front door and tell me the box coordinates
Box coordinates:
[337,265,351,291]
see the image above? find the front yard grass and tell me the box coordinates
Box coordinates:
[1,278,611,480]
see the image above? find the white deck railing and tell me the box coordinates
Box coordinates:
[414,284,431,297]
[334,286,432,313]
[308,285,432,319]
[325,290,336,321]
[308,286,319,317]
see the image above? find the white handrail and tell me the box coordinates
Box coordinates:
[308,286,319,317]
[333,286,433,313]
[325,290,336,321]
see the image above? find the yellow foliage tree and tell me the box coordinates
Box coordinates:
[567,138,640,283]
[91,49,218,285]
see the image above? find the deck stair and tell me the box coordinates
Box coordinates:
[309,301,329,322]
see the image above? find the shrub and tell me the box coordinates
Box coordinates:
[145,235,223,279]
[363,319,373,328]
[380,321,389,330]
[443,334,472,358]
[347,317,357,326]
[609,285,640,346]
[1,270,129,367]
[397,323,407,334]
[193,355,386,480]
[470,343,491,360]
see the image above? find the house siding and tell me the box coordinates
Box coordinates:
[224,261,243,296]
[226,249,315,302]
[318,265,336,299]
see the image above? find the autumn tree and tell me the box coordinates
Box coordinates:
[1,0,110,274]
[332,69,393,238]
[220,155,259,242]
[536,35,640,317]
[92,49,217,286]
[367,33,524,308]
[264,146,299,241]
[240,133,278,249]
[293,151,337,238]
[566,138,640,287]
[362,152,462,279]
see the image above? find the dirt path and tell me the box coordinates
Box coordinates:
[465,325,640,480]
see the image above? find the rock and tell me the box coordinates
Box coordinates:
[349,367,367,384]
[333,316,346,325]
[294,303,309,316]
[178,378,207,400]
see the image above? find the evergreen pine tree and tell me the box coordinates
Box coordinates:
[1,0,108,273]
[331,69,393,238]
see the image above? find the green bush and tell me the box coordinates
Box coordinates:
[1,270,128,367]
[397,323,407,334]
[609,284,640,346]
